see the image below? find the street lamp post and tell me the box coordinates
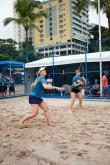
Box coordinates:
[85,39,88,96]
[9,59,12,77]
[98,0,103,97]
[52,46,55,86]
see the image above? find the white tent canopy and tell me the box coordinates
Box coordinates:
[25,51,110,68]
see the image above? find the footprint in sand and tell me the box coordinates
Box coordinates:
[59,144,68,151]
[16,150,32,158]
[71,139,78,143]
[0,159,4,164]
[76,150,88,158]
[60,150,69,160]
[4,134,10,138]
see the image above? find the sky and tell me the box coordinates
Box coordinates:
[0,0,108,39]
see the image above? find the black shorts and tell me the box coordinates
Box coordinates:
[29,95,43,104]
[71,88,80,93]
[4,86,7,91]
[0,86,4,92]
[9,87,15,92]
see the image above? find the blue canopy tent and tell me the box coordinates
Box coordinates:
[0,61,24,66]
[0,61,24,76]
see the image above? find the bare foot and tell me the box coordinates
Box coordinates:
[78,106,84,110]
[69,110,73,113]
[18,120,24,126]
[48,120,55,125]
[70,107,75,113]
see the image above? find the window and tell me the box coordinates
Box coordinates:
[59,20,63,24]
[49,47,53,50]
[50,32,52,36]
[68,44,71,47]
[50,27,52,31]
[67,40,71,42]
[40,25,43,28]
[60,45,66,49]
[59,14,63,19]
[59,30,63,34]
[39,49,44,52]
[68,50,71,55]
[60,51,66,56]
[59,25,63,29]
[39,20,43,24]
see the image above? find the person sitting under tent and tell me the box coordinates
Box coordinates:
[85,79,92,96]
[2,76,9,97]
[91,79,100,96]
[0,75,4,96]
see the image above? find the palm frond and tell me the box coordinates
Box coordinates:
[3,0,48,41]
[33,11,48,19]
[3,17,21,26]
[75,0,91,14]
[28,23,40,32]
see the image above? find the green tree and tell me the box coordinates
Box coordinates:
[0,38,17,60]
[75,0,110,31]
[3,0,47,62]
[0,54,10,61]
[89,24,110,52]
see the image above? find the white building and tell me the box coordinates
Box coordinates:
[13,0,33,45]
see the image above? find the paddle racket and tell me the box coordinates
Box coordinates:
[62,84,71,94]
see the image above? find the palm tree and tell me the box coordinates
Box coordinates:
[75,0,110,32]
[3,0,47,46]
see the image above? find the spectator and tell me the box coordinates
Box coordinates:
[3,76,9,96]
[0,76,4,96]
[9,76,15,96]
[102,71,109,97]
[91,79,100,96]
[86,79,92,96]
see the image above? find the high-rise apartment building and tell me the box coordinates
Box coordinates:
[34,0,89,57]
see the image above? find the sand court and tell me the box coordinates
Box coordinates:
[0,97,110,165]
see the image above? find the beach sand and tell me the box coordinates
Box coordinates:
[0,97,110,165]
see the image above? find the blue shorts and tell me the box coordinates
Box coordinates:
[29,95,43,104]
[103,87,109,95]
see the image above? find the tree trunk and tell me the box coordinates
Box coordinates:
[108,17,110,32]
[106,12,110,32]
[25,28,28,43]
[25,28,29,63]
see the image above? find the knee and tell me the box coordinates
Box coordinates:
[32,112,38,117]
[70,98,75,103]
[79,97,83,102]
[44,109,49,113]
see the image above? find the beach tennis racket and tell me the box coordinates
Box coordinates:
[62,84,71,94]
[82,77,86,84]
